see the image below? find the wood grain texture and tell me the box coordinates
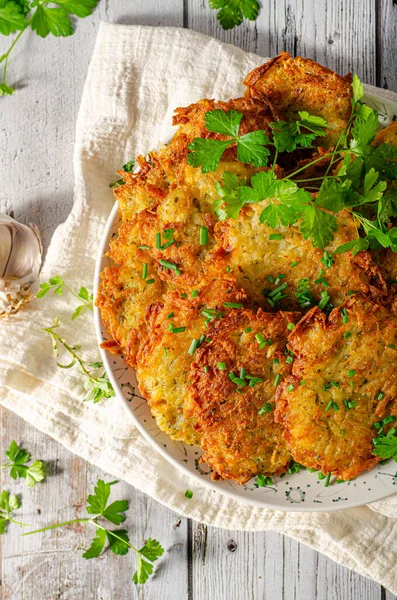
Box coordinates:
[0,0,396,598]
[378,0,397,91]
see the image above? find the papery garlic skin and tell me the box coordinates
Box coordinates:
[0,214,43,318]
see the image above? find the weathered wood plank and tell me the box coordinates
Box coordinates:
[0,408,188,600]
[378,0,397,91]
[187,0,377,83]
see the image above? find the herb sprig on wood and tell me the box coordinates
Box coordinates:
[23,479,165,584]
[1,441,45,487]
[0,0,100,95]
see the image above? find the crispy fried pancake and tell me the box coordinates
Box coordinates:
[186,309,301,484]
[136,278,246,445]
[275,295,397,480]
[244,51,352,147]
[210,203,387,310]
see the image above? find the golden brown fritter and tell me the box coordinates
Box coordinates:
[244,51,352,147]
[210,203,387,310]
[275,294,397,481]
[186,309,301,484]
[136,277,246,445]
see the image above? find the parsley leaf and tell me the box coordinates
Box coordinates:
[38,276,93,318]
[373,433,397,460]
[352,73,365,103]
[1,441,45,487]
[107,529,130,555]
[188,138,231,173]
[334,237,370,256]
[270,111,327,152]
[86,479,114,516]
[0,1,26,35]
[209,0,260,30]
[133,539,165,584]
[0,490,26,533]
[31,5,73,38]
[82,528,107,559]
[350,105,379,153]
[188,109,270,172]
[300,204,338,248]
[51,0,100,18]
[364,143,397,180]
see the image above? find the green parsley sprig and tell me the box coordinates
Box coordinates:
[208,0,260,30]
[37,275,93,320]
[188,109,271,173]
[0,490,28,533]
[206,74,397,253]
[23,479,164,584]
[1,441,45,487]
[372,427,397,460]
[41,317,115,403]
[0,0,100,95]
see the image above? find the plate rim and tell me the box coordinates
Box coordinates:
[93,86,397,513]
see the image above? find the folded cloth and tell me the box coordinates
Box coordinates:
[2,22,397,592]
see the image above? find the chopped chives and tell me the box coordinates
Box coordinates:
[341,308,348,324]
[343,331,352,339]
[163,347,168,357]
[325,399,333,411]
[270,233,282,240]
[180,293,187,298]
[161,239,175,250]
[171,326,186,334]
[300,380,306,386]
[266,338,273,346]
[290,261,298,267]
[185,490,193,499]
[188,339,199,355]
[287,384,294,392]
[274,374,281,386]
[318,290,330,310]
[245,327,252,333]
[217,362,227,370]
[287,323,295,331]
[200,226,209,245]
[204,366,209,374]
[160,259,180,271]
[267,275,274,283]
[341,429,345,436]
[239,367,246,379]
[167,312,174,319]
[255,333,264,344]
[324,472,331,487]
[155,233,161,249]
[348,369,355,377]
[142,263,148,279]
[378,392,385,401]
[191,290,198,298]
[224,302,243,308]
[146,278,155,284]
[286,356,293,364]
[269,283,288,297]
[139,245,151,250]
[226,265,231,273]
[273,358,280,365]
[388,344,396,350]
[259,402,273,414]
[317,472,326,480]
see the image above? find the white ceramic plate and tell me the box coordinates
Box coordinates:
[94,88,397,512]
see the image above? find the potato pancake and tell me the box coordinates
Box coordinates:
[210,203,387,310]
[275,295,397,480]
[136,278,246,444]
[186,309,301,484]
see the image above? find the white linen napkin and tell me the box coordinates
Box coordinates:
[2,22,397,592]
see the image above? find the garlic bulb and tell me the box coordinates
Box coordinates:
[0,214,43,318]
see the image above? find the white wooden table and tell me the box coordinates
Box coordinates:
[1,1,396,598]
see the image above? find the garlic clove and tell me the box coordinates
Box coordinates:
[0,214,43,318]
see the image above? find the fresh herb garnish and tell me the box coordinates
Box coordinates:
[0,0,100,95]
[23,479,164,584]
[1,441,45,487]
[41,318,115,403]
[0,490,27,533]
[188,109,271,173]
[209,0,260,30]
[37,275,93,320]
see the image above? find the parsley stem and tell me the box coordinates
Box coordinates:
[62,284,93,310]
[6,515,30,527]
[22,517,93,536]
[285,153,335,180]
